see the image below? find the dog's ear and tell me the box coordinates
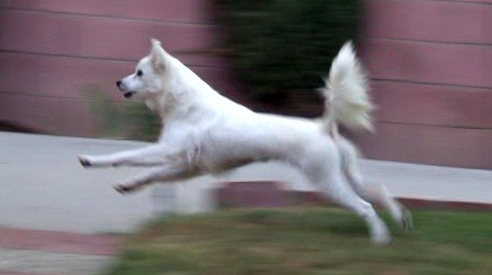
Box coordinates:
[150,38,166,71]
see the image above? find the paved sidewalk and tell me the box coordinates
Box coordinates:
[1,131,492,275]
[0,133,157,234]
[0,132,151,275]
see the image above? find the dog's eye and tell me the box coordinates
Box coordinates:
[137,70,143,77]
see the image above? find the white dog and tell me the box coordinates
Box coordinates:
[79,39,411,244]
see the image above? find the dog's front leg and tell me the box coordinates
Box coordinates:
[79,145,166,168]
[114,164,197,193]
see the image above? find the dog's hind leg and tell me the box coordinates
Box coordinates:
[361,181,413,232]
[321,174,390,245]
[336,137,413,232]
[303,160,391,245]
[114,164,197,194]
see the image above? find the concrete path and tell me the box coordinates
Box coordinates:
[0,132,150,275]
[1,131,492,275]
[0,132,153,234]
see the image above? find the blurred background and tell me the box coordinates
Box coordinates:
[1,0,492,169]
[2,1,492,274]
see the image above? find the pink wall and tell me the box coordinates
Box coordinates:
[0,0,246,136]
[1,0,491,168]
[355,0,492,168]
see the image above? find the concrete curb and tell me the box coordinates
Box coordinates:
[216,181,492,211]
[397,197,492,211]
[0,227,120,275]
[0,227,120,256]
[0,269,54,275]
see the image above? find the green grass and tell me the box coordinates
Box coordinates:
[103,208,492,275]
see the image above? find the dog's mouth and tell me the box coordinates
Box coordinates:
[123,92,136,99]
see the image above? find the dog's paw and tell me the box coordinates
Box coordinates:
[370,223,392,246]
[371,232,392,246]
[111,161,122,168]
[78,156,92,167]
[114,184,134,194]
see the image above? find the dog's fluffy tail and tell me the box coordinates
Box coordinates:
[320,41,373,133]
[321,43,412,231]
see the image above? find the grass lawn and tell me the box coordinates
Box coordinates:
[103,208,492,275]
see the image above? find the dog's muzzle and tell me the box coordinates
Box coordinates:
[116,80,135,99]
[123,92,135,98]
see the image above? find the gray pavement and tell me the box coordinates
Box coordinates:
[1,131,492,235]
[0,132,153,234]
[360,159,492,204]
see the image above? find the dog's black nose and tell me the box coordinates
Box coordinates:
[116,80,122,88]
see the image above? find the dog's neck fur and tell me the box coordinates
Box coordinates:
[146,56,227,131]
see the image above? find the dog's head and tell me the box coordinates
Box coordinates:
[116,39,169,100]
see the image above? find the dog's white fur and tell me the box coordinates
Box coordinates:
[79,39,411,244]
